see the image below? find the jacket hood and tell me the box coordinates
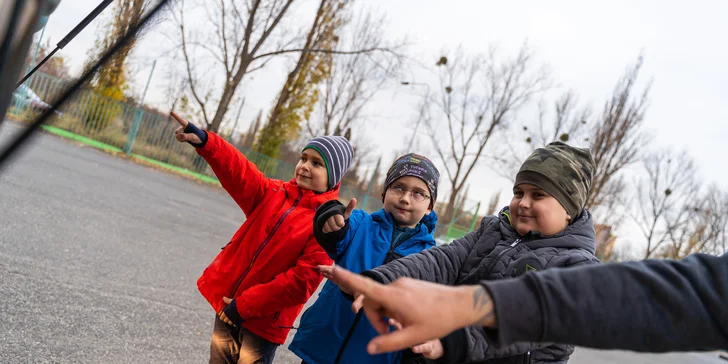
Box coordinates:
[498,206,596,254]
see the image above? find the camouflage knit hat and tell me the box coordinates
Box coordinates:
[514,141,596,220]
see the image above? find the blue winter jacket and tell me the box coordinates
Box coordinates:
[289,203,438,364]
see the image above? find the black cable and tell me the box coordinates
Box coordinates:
[0,0,171,172]
[334,308,364,364]
[16,0,114,88]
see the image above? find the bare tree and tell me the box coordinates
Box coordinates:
[164,67,188,112]
[423,44,550,223]
[173,0,293,132]
[491,90,592,181]
[239,110,263,148]
[712,189,728,255]
[85,0,146,99]
[24,39,71,79]
[710,188,728,255]
[304,10,402,138]
[172,0,398,134]
[594,223,617,261]
[628,150,701,259]
[586,56,651,217]
[485,191,502,216]
[255,0,348,157]
[302,8,404,171]
[662,185,728,259]
[492,55,650,226]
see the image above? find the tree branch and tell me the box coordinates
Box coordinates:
[178,0,210,126]
[251,46,399,61]
[249,0,294,56]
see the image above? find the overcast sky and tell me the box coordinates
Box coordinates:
[36,0,728,254]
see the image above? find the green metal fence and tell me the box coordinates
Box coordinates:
[7,71,384,212]
[436,200,482,244]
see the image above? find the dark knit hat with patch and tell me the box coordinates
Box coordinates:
[382,153,440,208]
[515,141,596,220]
[303,136,354,191]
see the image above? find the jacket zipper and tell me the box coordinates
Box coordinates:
[227,192,303,298]
[383,228,418,264]
[484,238,522,278]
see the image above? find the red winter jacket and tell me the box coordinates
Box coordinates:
[195,132,335,344]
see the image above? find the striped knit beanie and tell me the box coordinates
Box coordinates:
[302,136,354,191]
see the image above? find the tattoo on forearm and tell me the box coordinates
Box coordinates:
[473,286,494,325]
[472,286,490,310]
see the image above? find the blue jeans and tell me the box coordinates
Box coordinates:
[209,316,279,364]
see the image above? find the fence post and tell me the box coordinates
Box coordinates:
[227,97,245,143]
[123,60,156,156]
[469,202,481,231]
[360,156,381,212]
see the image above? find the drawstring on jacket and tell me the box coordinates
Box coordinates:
[334,308,364,364]
[333,225,421,364]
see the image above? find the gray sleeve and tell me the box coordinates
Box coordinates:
[362,218,496,285]
[438,325,553,363]
[484,338,554,359]
[482,252,728,352]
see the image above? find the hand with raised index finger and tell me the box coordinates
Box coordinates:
[170,111,206,147]
[323,198,357,233]
[317,264,497,356]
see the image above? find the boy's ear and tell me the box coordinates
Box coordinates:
[566,214,571,221]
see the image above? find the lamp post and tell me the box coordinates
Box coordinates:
[228,97,246,143]
[400,81,430,151]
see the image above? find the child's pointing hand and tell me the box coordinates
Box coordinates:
[322,198,356,233]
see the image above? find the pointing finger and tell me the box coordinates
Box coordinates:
[344,198,356,218]
[325,265,379,298]
[170,111,189,128]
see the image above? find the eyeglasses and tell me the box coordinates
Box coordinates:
[389,184,431,203]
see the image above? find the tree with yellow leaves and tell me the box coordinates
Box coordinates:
[83,0,145,129]
[255,0,348,158]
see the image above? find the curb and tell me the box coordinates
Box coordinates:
[33,122,222,187]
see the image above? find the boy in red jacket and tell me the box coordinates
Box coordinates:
[171,112,353,364]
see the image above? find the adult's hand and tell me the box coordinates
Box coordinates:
[318,265,496,355]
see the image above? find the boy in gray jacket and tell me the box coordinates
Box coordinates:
[356,142,601,363]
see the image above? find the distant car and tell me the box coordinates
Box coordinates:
[12,84,62,115]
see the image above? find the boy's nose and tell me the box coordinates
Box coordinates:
[519,196,531,209]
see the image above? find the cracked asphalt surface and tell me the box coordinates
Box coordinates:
[1,121,724,364]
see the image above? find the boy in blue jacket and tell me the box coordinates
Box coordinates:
[289,153,441,364]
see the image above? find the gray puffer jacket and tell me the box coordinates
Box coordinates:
[362,207,600,364]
